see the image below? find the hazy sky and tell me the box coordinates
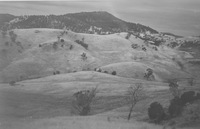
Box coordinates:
[0,0,200,36]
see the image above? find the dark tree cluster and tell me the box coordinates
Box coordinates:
[94,68,117,76]
[148,91,200,123]
[72,87,97,115]
[167,42,179,48]
[75,40,88,50]
[131,44,139,49]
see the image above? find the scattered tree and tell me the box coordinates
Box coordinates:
[81,52,87,60]
[60,39,64,42]
[125,32,131,39]
[144,68,155,81]
[104,71,108,73]
[142,46,147,51]
[9,81,16,86]
[112,71,116,75]
[69,45,73,50]
[131,44,139,49]
[53,42,58,50]
[56,71,60,74]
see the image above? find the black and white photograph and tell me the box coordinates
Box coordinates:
[0,0,200,129]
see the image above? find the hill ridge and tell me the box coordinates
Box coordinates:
[0,11,158,35]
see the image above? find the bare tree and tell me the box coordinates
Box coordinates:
[126,83,146,120]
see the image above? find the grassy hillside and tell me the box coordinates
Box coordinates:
[0,28,193,82]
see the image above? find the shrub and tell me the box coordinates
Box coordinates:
[75,40,88,50]
[60,39,64,42]
[125,32,131,39]
[196,93,200,100]
[144,68,155,81]
[148,102,165,123]
[131,44,139,49]
[112,71,116,75]
[142,47,147,51]
[9,81,16,86]
[168,97,183,117]
[56,71,60,74]
[168,79,180,98]
[9,31,17,42]
[81,53,87,60]
[1,24,8,37]
[104,71,108,73]
[180,91,196,105]
[53,42,58,50]
[152,46,158,51]
[188,78,195,86]
[16,41,23,49]
[182,100,200,123]
[69,45,73,50]
[39,44,42,47]
[72,87,98,115]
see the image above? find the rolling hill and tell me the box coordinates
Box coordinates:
[0,28,195,83]
[1,11,200,129]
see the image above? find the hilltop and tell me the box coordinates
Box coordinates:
[0,11,158,34]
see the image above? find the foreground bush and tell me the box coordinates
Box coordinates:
[72,87,97,115]
[148,102,165,123]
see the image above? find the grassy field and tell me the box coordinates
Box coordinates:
[0,71,199,129]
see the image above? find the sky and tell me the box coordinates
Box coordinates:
[0,0,200,36]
